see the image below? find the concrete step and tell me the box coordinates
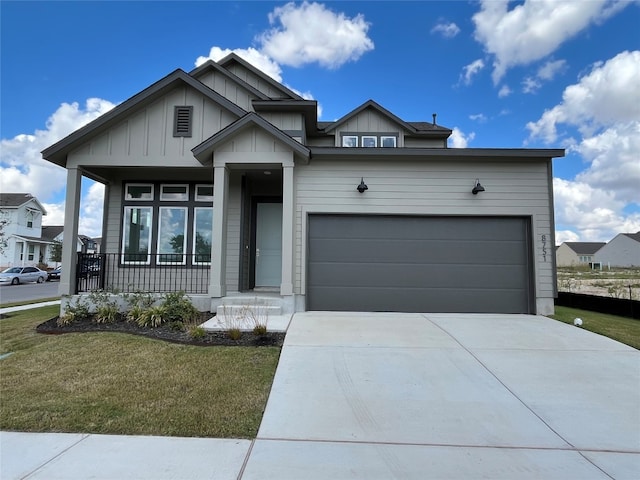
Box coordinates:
[215,304,282,318]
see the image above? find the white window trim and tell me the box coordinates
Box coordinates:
[125,183,154,201]
[160,184,189,201]
[195,184,214,202]
[156,207,188,265]
[381,136,397,147]
[362,135,378,147]
[121,206,153,265]
[342,135,358,147]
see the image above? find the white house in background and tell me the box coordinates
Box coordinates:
[41,226,100,266]
[595,232,640,267]
[42,53,565,315]
[0,193,51,269]
[555,242,606,267]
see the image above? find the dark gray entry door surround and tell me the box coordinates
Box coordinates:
[307,215,534,313]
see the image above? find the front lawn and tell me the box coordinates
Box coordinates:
[550,306,640,350]
[0,306,281,438]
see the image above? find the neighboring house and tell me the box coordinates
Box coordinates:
[42,54,564,315]
[556,242,606,267]
[0,193,51,269]
[595,232,640,267]
[42,226,98,264]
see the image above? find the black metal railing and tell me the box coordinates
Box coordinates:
[76,253,211,294]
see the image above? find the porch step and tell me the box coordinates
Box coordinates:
[215,303,282,318]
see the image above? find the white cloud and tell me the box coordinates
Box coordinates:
[522,76,541,94]
[553,178,640,242]
[527,51,640,142]
[537,59,567,80]
[472,0,629,84]
[459,59,485,86]
[469,113,487,123]
[0,99,116,200]
[195,46,283,81]
[498,85,512,98]
[0,98,116,238]
[431,22,460,38]
[555,230,580,244]
[449,128,475,148]
[259,1,374,69]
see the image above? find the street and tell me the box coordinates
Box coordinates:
[0,280,60,305]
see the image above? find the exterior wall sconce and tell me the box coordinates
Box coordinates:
[472,179,485,195]
[357,178,368,193]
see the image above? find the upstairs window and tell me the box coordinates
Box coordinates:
[362,136,377,148]
[173,106,193,137]
[342,135,358,147]
[342,134,398,148]
[26,211,34,228]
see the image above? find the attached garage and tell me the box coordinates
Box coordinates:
[307,215,534,313]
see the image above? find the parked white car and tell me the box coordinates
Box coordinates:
[0,266,48,285]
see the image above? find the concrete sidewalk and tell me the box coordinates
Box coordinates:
[1,313,639,479]
[0,300,60,316]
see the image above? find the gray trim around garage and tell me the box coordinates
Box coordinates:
[307,214,534,314]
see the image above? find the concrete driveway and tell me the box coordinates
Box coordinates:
[241,312,640,479]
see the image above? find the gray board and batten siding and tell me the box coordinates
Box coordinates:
[307,215,533,313]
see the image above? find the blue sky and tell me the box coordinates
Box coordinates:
[1,1,639,242]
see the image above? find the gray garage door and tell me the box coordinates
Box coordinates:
[307,215,533,313]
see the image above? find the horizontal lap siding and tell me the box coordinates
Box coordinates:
[294,159,554,306]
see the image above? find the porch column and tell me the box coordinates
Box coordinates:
[280,164,294,295]
[59,167,82,296]
[209,164,229,297]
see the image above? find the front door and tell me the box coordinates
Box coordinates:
[255,202,282,287]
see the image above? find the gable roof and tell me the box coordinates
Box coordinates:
[189,60,270,101]
[217,53,303,100]
[41,225,64,241]
[0,193,47,214]
[563,242,606,255]
[622,232,640,243]
[322,100,452,139]
[192,112,310,164]
[42,69,248,167]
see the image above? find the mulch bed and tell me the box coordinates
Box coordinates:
[36,314,285,347]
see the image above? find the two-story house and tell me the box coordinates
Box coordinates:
[0,193,50,269]
[42,54,564,315]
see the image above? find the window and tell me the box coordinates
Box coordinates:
[194,208,213,264]
[26,211,34,228]
[157,207,187,264]
[160,184,188,201]
[342,135,358,147]
[125,184,154,200]
[122,207,153,264]
[195,184,214,202]
[173,106,193,137]
[362,136,377,148]
[381,136,397,147]
[17,242,23,260]
[28,245,35,261]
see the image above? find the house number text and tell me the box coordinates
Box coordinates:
[542,234,548,261]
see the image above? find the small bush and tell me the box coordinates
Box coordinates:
[188,325,206,339]
[168,321,185,332]
[162,291,200,323]
[253,324,268,336]
[227,328,242,341]
[126,305,145,324]
[94,304,119,324]
[58,296,90,326]
[137,306,167,328]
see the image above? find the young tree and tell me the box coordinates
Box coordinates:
[50,239,63,264]
[0,210,9,255]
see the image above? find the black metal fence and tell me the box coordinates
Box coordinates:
[76,253,210,294]
[555,292,639,320]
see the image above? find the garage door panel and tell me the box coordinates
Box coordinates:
[310,286,528,313]
[307,215,533,313]
[310,263,528,289]
[310,238,527,265]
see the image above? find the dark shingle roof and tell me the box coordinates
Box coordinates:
[41,225,65,241]
[623,232,640,243]
[0,193,35,207]
[564,242,606,255]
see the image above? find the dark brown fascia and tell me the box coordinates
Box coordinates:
[217,53,304,100]
[323,100,419,134]
[41,70,247,167]
[189,60,270,101]
[192,112,311,164]
[309,147,566,161]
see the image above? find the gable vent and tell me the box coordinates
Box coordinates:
[173,106,193,137]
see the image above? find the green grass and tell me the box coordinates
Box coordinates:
[0,306,281,438]
[550,306,640,350]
